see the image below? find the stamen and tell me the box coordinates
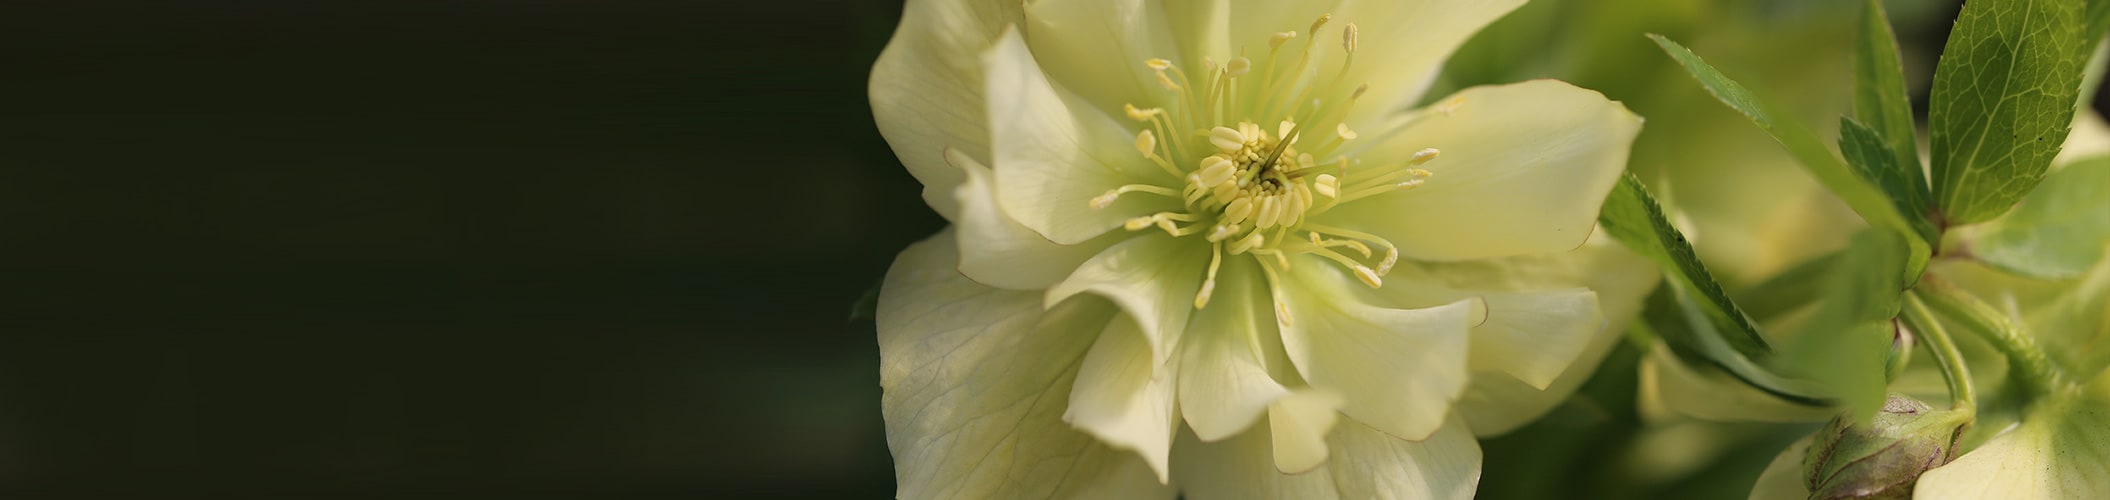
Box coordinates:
[1410,148,1440,165]
[1255,257,1293,327]
[1091,184,1184,209]
[1124,103,1162,121]
[1194,242,1224,309]
[1209,126,1246,153]
[1314,174,1339,198]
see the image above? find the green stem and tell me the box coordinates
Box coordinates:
[1914,274,2066,397]
[1901,291,1975,411]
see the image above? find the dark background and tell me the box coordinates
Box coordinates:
[2,0,921,497]
[0,0,2093,498]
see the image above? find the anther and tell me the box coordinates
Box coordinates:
[1353,265,1383,288]
[1209,126,1246,153]
[1309,14,1331,33]
[1091,191,1120,209]
[1124,217,1155,231]
[1377,247,1399,275]
[1342,23,1358,52]
[1410,148,1440,165]
[1335,123,1357,140]
[1314,174,1339,198]
[1145,58,1172,70]
[1269,31,1296,49]
[1225,57,1251,78]
[1124,103,1161,121]
[1136,130,1158,156]
[1351,83,1368,100]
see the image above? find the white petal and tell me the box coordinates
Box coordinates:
[1448,235,1662,436]
[1268,388,1344,474]
[1319,80,1642,261]
[1276,258,1474,441]
[1469,289,1604,389]
[1177,257,1291,441]
[1915,370,2110,500]
[1317,0,1525,126]
[985,27,1181,244]
[1022,0,1185,117]
[1067,313,1181,484]
[1171,414,1482,500]
[868,0,1020,220]
[1048,233,1209,367]
[950,148,1121,290]
[876,231,1172,499]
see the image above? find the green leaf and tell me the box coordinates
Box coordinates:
[1739,252,1839,324]
[1968,156,2110,278]
[1777,229,1914,421]
[1841,118,1942,246]
[1928,0,2089,225]
[1855,0,1927,186]
[1600,174,1831,405]
[1648,34,1919,244]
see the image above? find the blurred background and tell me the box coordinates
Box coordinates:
[1,0,2088,498]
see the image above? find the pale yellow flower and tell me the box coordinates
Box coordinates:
[870,0,1648,497]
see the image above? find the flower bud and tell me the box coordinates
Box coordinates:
[1802,394,1971,499]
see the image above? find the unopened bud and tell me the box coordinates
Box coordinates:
[1802,394,1971,500]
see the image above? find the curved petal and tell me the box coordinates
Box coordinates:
[1173,413,1482,500]
[1318,80,1641,261]
[1048,233,1209,367]
[868,0,1020,220]
[951,148,1122,290]
[877,230,1173,499]
[1177,257,1292,441]
[1066,312,1181,484]
[1267,388,1344,473]
[1276,258,1474,441]
[1448,235,1662,437]
[1315,0,1526,127]
[1021,0,1184,116]
[1914,370,2110,500]
[985,27,1182,245]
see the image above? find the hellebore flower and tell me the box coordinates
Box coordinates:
[870,0,1645,497]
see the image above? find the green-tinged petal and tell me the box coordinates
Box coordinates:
[1172,415,1482,500]
[1330,0,1524,127]
[1915,370,2110,499]
[1178,257,1291,441]
[1466,289,1603,390]
[985,27,1181,244]
[1321,80,1641,262]
[2055,110,2110,167]
[1638,341,1835,423]
[877,231,1173,499]
[1067,313,1181,484]
[1048,233,1209,367]
[1966,157,2110,280]
[950,148,1121,290]
[1452,236,1660,436]
[1021,0,1183,118]
[1277,258,1474,441]
[2028,253,2110,375]
[1267,388,1344,474]
[869,0,1019,220]
[1747,436,1813,500]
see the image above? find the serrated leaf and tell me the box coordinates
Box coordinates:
[1841,118,1942,247]
[1928,0,2089,225]
[1777,229,1914,422]
[1967,156,2110,279]
[1601,174,1831,405]
[1648,34,1920,243]
[1855,0,1926,182]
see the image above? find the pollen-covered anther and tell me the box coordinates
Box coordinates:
[1269,31,1296,49]
[1225,57,1251,78]
[1124,103,1162,121]
[1209,126,1247,153]
[1352,265,1382,287]
[1314,174,1340,198]
[1136,130,1158,155]
[1410,148,1441,165]
[1335,123,1357,140]
[1342,23,1358,52]
[1091,192,1120,210]
[1144,58,1171,70]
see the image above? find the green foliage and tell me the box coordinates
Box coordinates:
[1840,118,1940,247]
[1649,34,1933,280]
[1968,157,2110,279]
[1928,0,2089,225]
[1600,175,1831,405]
[1854,0,1926,195]
[1778,229,1915,421]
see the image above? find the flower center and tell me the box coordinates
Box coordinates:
[1085,13,1444,314]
